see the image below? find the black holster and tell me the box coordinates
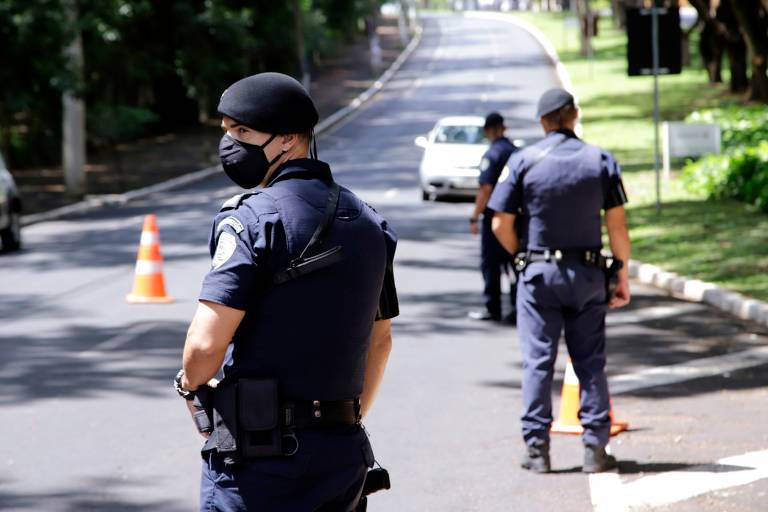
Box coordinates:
[603,257,624,303]
[201,378,285,461]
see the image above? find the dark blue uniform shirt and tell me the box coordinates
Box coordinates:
[479,136,517,188]
[487,130,626,251]
[199,158,398,401]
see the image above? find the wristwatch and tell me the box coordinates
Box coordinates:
[174,369,195,401]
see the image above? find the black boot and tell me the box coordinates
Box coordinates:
[521,441,551,473]
[583,444,617,473]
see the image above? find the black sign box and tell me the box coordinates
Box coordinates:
[626,7,682,76]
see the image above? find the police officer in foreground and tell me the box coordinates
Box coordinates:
[488,88,631,474]
[174,72,399,510]
[468,112,518,323]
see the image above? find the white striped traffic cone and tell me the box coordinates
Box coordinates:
[126,214,173,304]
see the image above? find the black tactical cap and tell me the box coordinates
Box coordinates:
[484,112,505,129]
[218,72,319,134]
[535,88,576,118]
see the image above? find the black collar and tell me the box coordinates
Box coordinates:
[552,128,579,140]
[267,158,333,187]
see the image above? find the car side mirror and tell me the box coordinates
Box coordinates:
[414,136,428,149]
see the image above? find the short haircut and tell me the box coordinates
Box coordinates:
[542,102,578,127]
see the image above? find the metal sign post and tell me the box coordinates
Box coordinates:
[626,6,682,214]
[651,6,661,213]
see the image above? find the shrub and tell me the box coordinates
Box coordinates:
[683,141,768,212]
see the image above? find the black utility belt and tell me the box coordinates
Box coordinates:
[524,249,604,267]
[194,378,361,460]
[284,398,361,429]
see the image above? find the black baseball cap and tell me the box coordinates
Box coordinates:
[484,112,505,129]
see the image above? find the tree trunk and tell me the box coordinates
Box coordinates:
[293,0,311,92]
[62,0,86,198]
[716,0,749,93]
[729,0,768,102]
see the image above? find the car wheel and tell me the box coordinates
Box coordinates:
[421,189,430,201]
[0,209,21,252]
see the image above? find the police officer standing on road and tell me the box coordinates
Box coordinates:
[488,88,631,474]
[173,72,399,510]
[468,112,518,323]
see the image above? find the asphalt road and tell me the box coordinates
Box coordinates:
[2,13,768,512]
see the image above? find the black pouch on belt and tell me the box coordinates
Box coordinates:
[238,378,282,457]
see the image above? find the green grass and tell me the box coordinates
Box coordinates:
[513,12,768,301]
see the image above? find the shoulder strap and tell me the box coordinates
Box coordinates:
[514,134,570,211]
[273,182,344,285]
[298,182,340,261]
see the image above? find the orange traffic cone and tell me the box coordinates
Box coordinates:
[126,214,173,304]
[551,358,628,436]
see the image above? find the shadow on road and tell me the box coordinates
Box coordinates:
[0,320,187,405]
[0,477,188,512]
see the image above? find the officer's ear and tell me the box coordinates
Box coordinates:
[280,134,299,152]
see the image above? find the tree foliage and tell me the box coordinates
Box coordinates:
[0,0,382,168]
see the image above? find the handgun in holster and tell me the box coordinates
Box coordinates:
[603,257,624,303]
[198,378,285,462]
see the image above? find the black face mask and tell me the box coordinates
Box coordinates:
[218,133,284,189]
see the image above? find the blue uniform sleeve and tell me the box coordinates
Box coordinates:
[199,209,273,311]
[601,151,628,210]
[375,219,399,320]
[487,150,525,213]
[479,147,504,186]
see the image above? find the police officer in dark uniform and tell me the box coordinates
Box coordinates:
[468,112,518,323]
[174,72,399,511]
[488,88,631,474]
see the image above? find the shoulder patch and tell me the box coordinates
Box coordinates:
[212,232,237,269]
[217,216,244,234]
[480,158,491,172]
[220,191,259,212]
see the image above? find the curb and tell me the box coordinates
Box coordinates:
[21,23,424,228]
[628,261,768,328]
[466,10,768,329]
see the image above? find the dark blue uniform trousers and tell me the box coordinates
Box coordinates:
[481,215,516,317]
[516,262,611,447]
[200,427,372,511]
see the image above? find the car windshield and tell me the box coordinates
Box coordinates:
[433,125,487,145]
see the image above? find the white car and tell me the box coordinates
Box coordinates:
[0,151,22,252]
[415,116,491,201]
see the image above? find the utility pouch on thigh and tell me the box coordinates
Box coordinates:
[237,378,282,457]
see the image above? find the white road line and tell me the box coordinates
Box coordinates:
[589,473,627,512]
[590,450,768,511]
[384,188,400,198]
[77,322,158,359]
[609,345,768,395]
[606,303,705,325]
[481,93,488,102]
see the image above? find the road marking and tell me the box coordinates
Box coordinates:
[487,73,495,82]
[590,449,768,511]
[77,322,158,359]
[481,93,488,102]
[384,188,399,198]
[606,303,705,325]
[609,345,768,395]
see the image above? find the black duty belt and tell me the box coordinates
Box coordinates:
[526,249,603,266]
[282,398,361,429]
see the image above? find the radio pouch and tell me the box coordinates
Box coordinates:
[238,378,282,457]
